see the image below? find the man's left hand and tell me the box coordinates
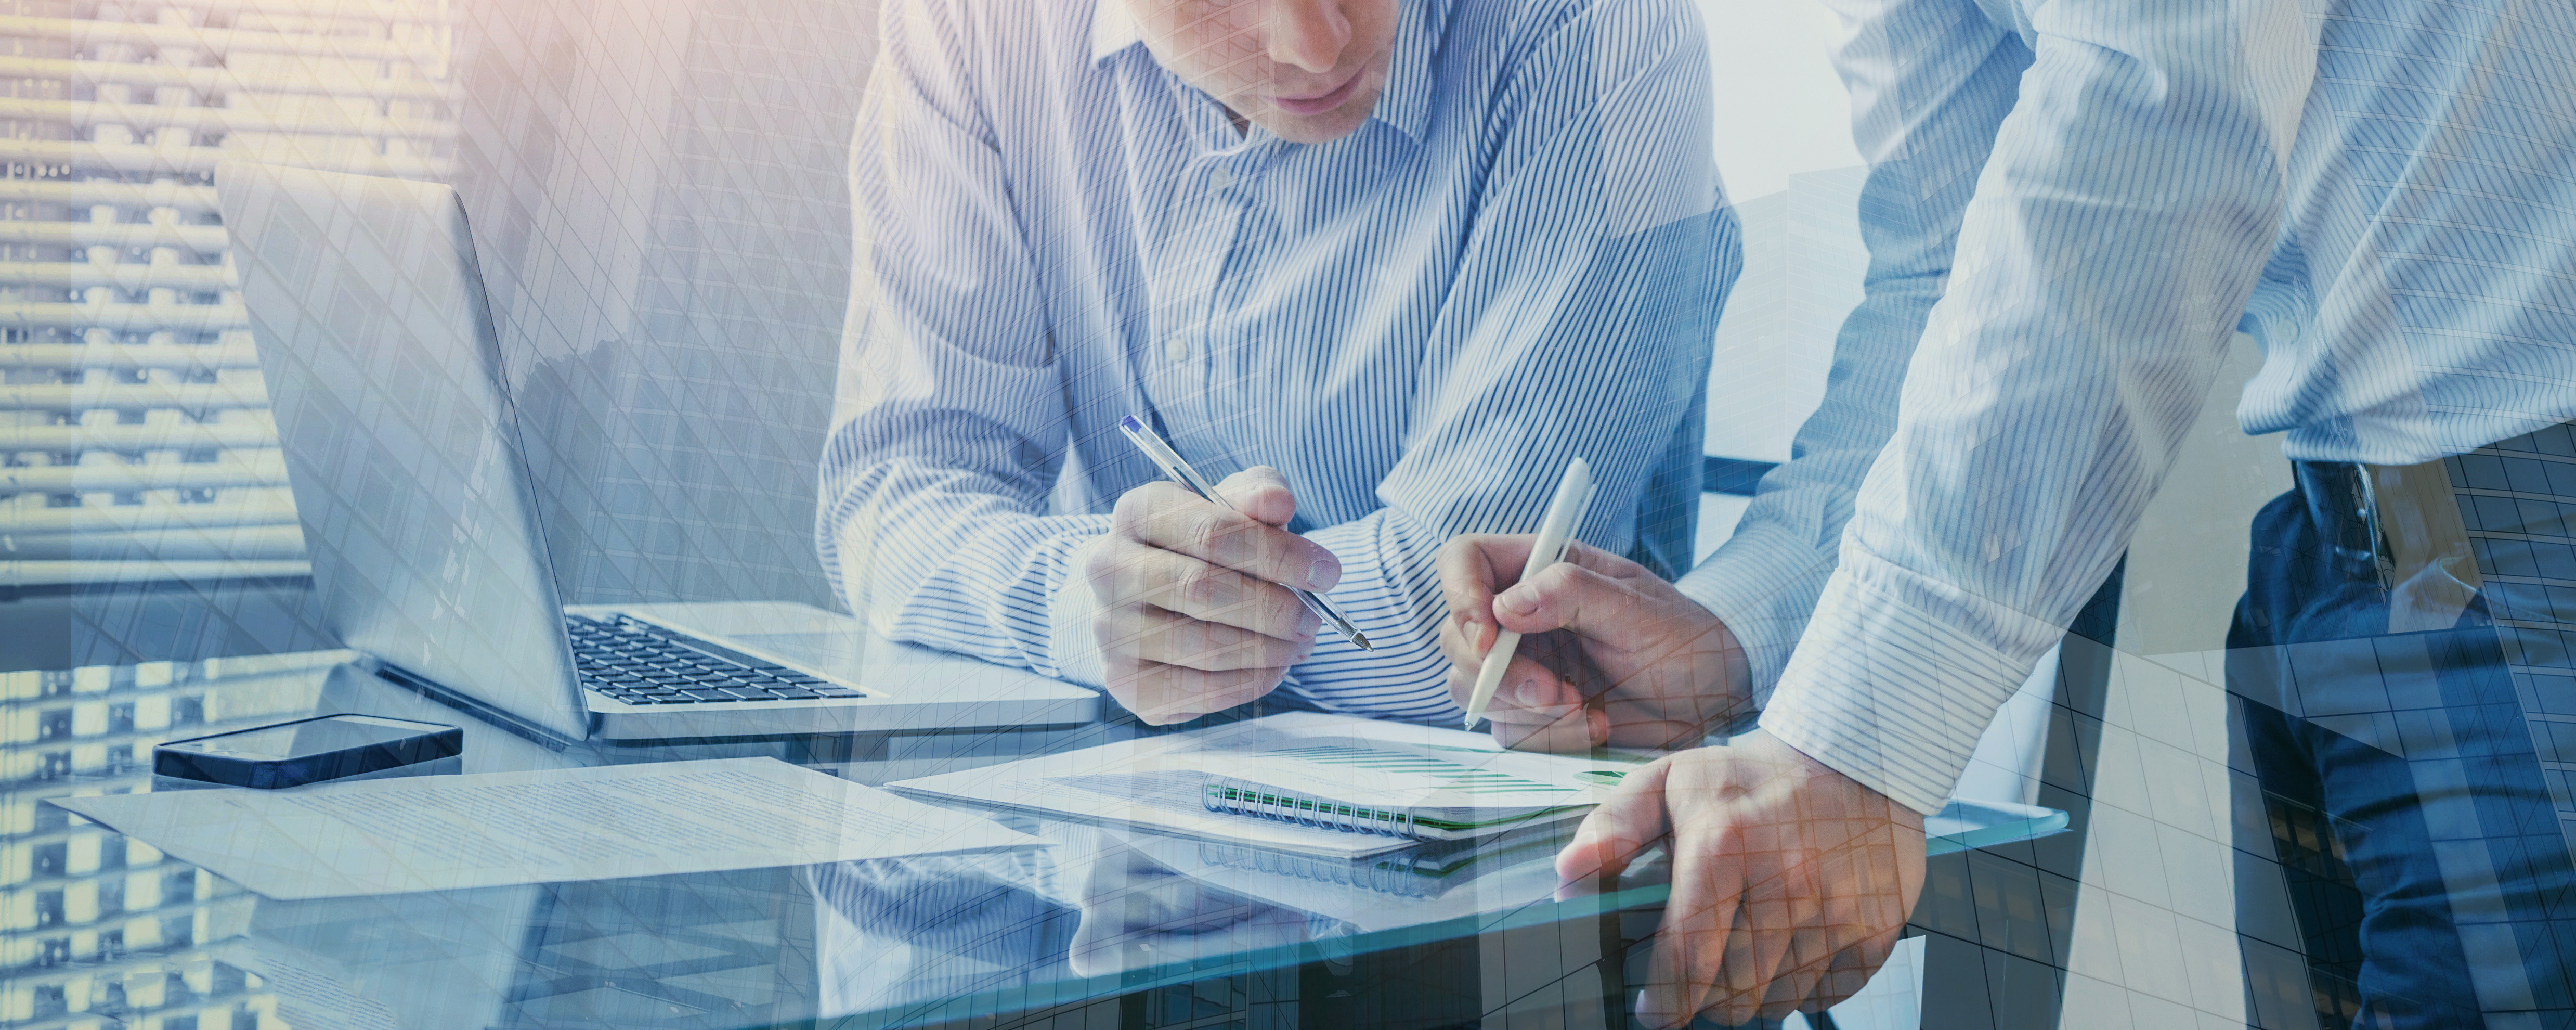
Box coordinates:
[1559,729,1926,1027]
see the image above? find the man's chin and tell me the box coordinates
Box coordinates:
[1255,91,1381,145]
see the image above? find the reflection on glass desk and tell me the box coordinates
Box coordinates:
[3,649,2066,1030]
[1923,801,2071,859]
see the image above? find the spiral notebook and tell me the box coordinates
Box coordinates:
[1157,821,1576,904]
[888,713,1647,859]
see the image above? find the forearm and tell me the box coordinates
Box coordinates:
[1280,507,1455,719]
[1763,0,2314,815]
[1680,14,2029,701]
[822,443,1110,680]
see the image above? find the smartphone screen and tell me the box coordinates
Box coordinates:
[172,715,449,761]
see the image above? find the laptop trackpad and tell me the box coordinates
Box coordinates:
[726,632,868,680]
[731,632,1087,700]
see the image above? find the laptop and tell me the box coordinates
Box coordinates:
[218,161,1097,745]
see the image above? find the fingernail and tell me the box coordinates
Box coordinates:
[1507,677,1543,707]
[1634,990,1675,1029]
[1496,586,1535,617]
[1306,559,1339,591]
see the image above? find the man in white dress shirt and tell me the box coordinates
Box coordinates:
[1441,0,2576,1024]
[824,0,1736,727]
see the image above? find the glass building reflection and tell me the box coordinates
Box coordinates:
[0,0,2565,1027]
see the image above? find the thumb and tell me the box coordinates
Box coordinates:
[1557,756,1672,886]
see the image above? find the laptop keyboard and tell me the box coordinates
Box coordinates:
[566,615,864,705]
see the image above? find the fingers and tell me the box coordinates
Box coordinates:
[1779,844,1877,1013]
[1487,699,1606,753]
[1435,538,1652,639]
[1437,535,1532,663]
[1598,713,1719,753]
[1105,606,1318,671]
[1556,755,1672,883]
[1813,925,1903,1008]
[1491,558,1641,638]
[1101,658,1287,725]
[1092,478,1332,726]
[1616,736,1932,1028]
[1723,842,1823,1025]
[1442,635,1569,713]
[1713,908,1788,1026]
[1477,666,1586,731]
[1640,832,1737,1029]
[1434,583,1501,691]
[1090,536,1316,640]
[1120,481,1339,593]
[1475,660,1606,753]
[1438,535,1538,603]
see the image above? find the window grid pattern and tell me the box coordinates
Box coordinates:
[0,649,348,1027]
[0,0,456,591]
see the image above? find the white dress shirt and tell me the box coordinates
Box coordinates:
[822,0,1737,719]
[1688,0,2576,815]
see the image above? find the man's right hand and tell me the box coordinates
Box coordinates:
[1560,731,1927,1026]
[1088,467,1334,725]
[1436,536,1750,752]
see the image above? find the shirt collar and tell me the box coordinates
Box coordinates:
[1371,0,1439,143]
[1090,0,1141,65]
[1090,0,1442,144]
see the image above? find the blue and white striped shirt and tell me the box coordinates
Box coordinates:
[821,0,1738,720]
[1687,0,2576,815]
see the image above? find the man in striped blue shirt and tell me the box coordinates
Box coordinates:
[1444,0,2576,1024]
[821,0,1737,726]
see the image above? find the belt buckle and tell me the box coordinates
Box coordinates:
[2357,459,2487,633]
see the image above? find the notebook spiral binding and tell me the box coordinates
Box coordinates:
[1192,841,1447,898]
[1203,777,1434,841]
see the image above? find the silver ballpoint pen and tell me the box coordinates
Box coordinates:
[1117,414,1373,650]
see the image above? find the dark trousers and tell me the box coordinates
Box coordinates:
[2228,431,2576,1029]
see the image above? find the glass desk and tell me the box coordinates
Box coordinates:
[2,647,2077,1030]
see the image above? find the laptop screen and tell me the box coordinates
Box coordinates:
[220,161,593,744]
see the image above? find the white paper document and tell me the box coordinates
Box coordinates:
[890,713,1643,859]
[51,757,1046,899]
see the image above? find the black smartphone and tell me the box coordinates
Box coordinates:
[154,714,463,789]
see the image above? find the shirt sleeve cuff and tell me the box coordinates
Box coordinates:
[1044,535,1113,689]
[1755,546,2065,816]
[1674,521,1838,707]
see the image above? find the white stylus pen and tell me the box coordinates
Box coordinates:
[1462,456,1595,727]
[1117,414,1372,650]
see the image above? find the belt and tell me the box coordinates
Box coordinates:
[2291,457,2484,633]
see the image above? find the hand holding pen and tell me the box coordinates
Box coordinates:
[1084,415,1366,725]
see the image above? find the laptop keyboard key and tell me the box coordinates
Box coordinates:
[567,614,862,705]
